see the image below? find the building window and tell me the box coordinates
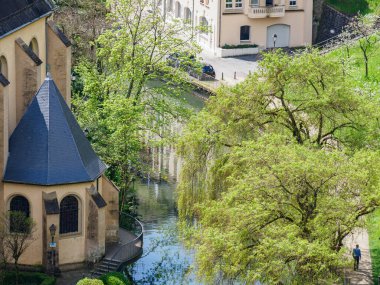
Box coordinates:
[289,0,296,5]
[200,17,209,34]
[240,25,250,41]
[235,0,242,8]
[0,56,8,77]
[175,1,181,17]
[184,8,192,22]
[29,38,39,56]
[225,0,233,8]
[60,195,79,234]
[9,196,30,233]
[250,0,259,5]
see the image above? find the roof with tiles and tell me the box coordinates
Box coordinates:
[0,0,54,38]
[4,75,107,185]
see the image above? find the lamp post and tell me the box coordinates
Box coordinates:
[48,224,59,276]
[273,33,278,48]
[49,224,56,243]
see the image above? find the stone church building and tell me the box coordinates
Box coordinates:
[0,0,119,269]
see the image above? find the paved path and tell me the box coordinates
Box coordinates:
[200,50,260,85]
[344,228,373,285]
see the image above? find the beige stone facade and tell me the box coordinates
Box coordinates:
[0,9,119,269]
[163,0,313,55]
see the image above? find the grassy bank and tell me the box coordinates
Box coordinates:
[368,209,380,284]
[325,0,380,15]
[327,35,380,84]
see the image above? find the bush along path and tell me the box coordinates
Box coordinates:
[345,229,374,285]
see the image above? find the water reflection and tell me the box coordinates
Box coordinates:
[124,90,205,284]
[125,181,200,285]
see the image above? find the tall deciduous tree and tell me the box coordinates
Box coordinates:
[177,49,380,283]
[73,0,200,210]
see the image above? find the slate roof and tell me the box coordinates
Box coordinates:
[4,76,107,185]
[0,0,54,38]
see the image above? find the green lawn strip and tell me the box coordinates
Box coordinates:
[326,35,380,84]
[325,0,379,15]
[368,209,380,285]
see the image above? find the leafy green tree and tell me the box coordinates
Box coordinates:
[53,0,108,61]
[177,49,380,283]
[72,0,200,210]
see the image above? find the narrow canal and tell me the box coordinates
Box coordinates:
[124,91,205,284]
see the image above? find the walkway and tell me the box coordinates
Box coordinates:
[344,228,373,285]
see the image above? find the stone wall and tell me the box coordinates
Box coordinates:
[102,176,120,243]
[15,38,41,123]
[315,4,352,44]
[313,0,325,42]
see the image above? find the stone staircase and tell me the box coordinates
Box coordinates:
[91,258,121,278]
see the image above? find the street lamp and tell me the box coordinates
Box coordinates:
[273,33,278,48]
[49,224,56,243]
[48,224,59,276]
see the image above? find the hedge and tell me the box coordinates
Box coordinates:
[76,278,104,285]
[222,44,258,49]
[2,271,55,285]
[99,272,132,285]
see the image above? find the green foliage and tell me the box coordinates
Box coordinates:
[2,271,55,285]
[177,49,380,283]
[222,44,258,49]
[368,209,380,284]
[76,278,104,285]
[325,0,380,15]
[99,272,131,285]
[72,0,200,210]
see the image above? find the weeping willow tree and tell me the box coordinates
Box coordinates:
[177,49,380,284]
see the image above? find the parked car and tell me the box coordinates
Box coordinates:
[188,63,216,81]
[167,53,216,81]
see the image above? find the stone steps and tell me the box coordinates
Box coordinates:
[91,258,121,278]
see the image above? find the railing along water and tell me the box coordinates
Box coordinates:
[110,212,144,264]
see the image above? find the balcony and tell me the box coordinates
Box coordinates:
[247,5,285,18]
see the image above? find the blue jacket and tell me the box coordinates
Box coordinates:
[353,248,361,257]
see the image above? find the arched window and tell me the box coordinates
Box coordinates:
[175,1,181,17]
[240,25,250,41]
[0,56,8,78]
[10,196,30,217]
[60,195,79,234]
[200,17,209,34]
[184,7,192,22]
[29,38,39,56]
[9,195,30,232]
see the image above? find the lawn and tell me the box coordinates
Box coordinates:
[327,35,380,84]
[325,0,380,15]
[367,209,380,284]
[327,33,380,284]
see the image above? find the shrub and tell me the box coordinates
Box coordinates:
[76,278,104,285]
[99,272,131,285]
[222,44,258,49]
[3,271,56,285]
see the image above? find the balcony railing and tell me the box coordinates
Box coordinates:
[247,5,285,18]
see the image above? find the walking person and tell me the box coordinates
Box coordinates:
[353,244,361,270]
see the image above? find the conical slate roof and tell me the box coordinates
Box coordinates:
[4,76,107,185]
